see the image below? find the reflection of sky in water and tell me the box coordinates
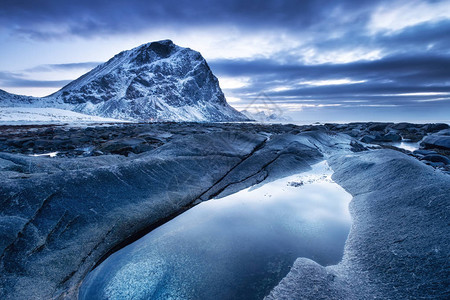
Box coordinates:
[389,141,420,152]
[29,151,59,157]
[80,161,352,300]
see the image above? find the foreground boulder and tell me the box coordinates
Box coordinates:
[267,149,450,299]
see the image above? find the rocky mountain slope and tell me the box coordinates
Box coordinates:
[0,40,248,122]
[0,90,38,106]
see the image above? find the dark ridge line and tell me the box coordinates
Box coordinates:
[197,137,268,201]
[0,191,59,262]
[90,202,197,272]
[59,224,117,287]
[88,137,269,273]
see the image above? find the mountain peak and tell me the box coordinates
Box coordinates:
[30,40,249,122]
[133,40,177,62]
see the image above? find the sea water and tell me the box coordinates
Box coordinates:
[79,161,352,300]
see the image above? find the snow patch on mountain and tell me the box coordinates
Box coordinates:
[241,109,292,123]
[0,40,249,122]
[0,107,127,125]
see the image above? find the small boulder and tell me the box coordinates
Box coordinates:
[421,123,450,133]
[421,135,450,150]
[380,132,402,142]
[368,123,389,131]
[391,122,415,130]
[360,135,376,143]
[349,129,360,137]
[422,154,450,165]
[350,140,368,152]
[436,129,450,136]
[413,150,437,156]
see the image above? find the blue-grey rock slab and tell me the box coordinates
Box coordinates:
[0,129,337,299]
[422,154,450,165]
[0,132,266,299]
[267,149,450,299]
[421,134,450,150]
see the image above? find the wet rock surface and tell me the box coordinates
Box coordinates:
[324,121,449,143]
[0,122,343,299]
[268,150,450,299]
[421,129,450,150]
[0,122,448,299]
[324,122,450,174]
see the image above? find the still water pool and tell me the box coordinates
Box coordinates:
[79,161,352,300]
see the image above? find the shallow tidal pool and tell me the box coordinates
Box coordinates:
[79,161,352,300]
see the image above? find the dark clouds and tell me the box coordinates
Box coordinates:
[25,62,102,72]
[211,55,450,83]
[0,0,449,118]
[0,63,100,89]
[211,53,450,106]
[1,0,384,39]
[0,72,70,87]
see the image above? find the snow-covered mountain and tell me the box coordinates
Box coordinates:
[240,109,292,123]
[0,40,249,122]
[0,89,39,106]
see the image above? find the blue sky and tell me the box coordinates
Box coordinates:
[1,0,449,122]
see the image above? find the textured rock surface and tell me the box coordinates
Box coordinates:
[326,122,449,143]
[0,123,449,299]
[421,130,450,150]
[0,123,337,299]
[267,149,450,299]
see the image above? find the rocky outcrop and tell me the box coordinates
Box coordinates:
[0,123,449,299]
[421,129,450,150]
[0,90,39,106]
[0,123,337,299]
[325,122,449,142]
[267,149,450,299]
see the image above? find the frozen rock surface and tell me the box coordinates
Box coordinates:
[325,122,449,142]
[267,149,450,299]
[421,131,450,150]
[0,107,127,125]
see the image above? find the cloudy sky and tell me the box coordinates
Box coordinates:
[1,0,449,122]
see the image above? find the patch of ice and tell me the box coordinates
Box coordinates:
[0,107,128,125]
[30,152,59,158]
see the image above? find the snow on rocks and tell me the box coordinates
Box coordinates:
[0,40,248,122]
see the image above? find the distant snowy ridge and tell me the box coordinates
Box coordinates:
[0,107,127,125]
[0,40,249,122]
[0,89,39,106]
[241,109,292,123]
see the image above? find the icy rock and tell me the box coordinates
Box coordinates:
[265,258,348,300]
[422,154,450,165]
[413,149,437,156]
[380,132,401,142]
[269,149,450,299]
[360,135,375,143]
[421,134,450,150]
